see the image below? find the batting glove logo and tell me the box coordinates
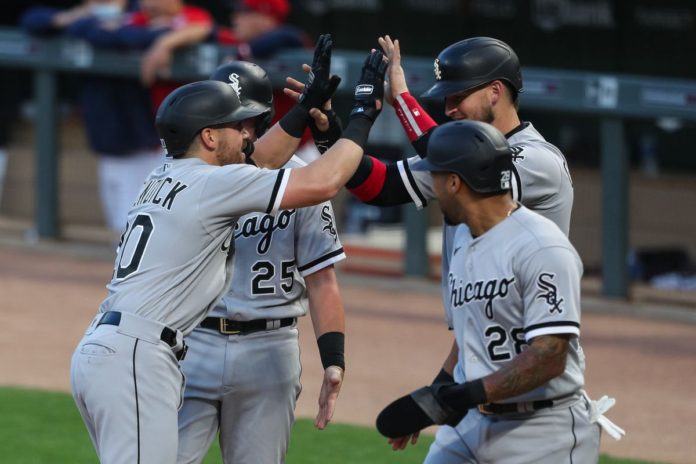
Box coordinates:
[355,84,374,96]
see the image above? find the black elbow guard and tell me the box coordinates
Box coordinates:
[412,131,431,157]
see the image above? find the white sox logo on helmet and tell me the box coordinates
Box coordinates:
[227,73,242,98]
[536,272,564,313]
[434,58,442,80]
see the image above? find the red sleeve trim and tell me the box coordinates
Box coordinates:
[393,92,438,142]
[347,156,386,202]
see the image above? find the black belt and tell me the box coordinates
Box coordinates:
[200,316,296,335]
[478,399,554,415]
[97,311,187,361]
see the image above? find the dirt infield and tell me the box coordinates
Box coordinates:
[1,244,695,463]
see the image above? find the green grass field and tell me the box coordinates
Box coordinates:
[0,387,660,464]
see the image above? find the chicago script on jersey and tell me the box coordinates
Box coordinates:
[448,273,516,319]
[235,209,296,254]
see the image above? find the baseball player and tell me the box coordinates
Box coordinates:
[69,38,388,463]
[176,60,347,464]
[291,36,573,449]
[376,120,623,463]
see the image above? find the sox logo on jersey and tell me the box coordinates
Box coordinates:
[511,146,525,161]
[536,272,564,313]
[321,205,337,241]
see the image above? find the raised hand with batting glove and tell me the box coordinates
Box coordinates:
[340,49,388,149]
[298,34,342,112]
[350,50,388,122]
[279,34,342,139]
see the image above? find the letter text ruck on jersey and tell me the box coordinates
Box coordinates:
[133,177,189,210]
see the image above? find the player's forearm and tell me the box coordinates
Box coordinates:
[306,267,345,337]
[393,92,437,156]
[281,138,364,209]
[252,123,303,169]
[306,267,346,371]
[482,334,569,403]
[346,156,416,206]
[441,340,458,375]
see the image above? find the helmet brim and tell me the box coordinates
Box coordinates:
[410,158,442,173]
[420,81,477,99]
[226,105,267,123]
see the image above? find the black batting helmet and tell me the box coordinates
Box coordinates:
[411,120,513,194]
[421,37,523,99]
[155,80,266,157]
[209,61,275,137]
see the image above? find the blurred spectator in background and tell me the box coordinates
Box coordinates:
[142,0,318,158]
[135,0,213,98]
[218,0,310,61]
[21,0,212,236]
[219,0,316,158]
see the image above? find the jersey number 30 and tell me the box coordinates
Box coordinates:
[114,214,154,279]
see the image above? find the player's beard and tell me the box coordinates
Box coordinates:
[481,105,495,124]
[216,138,244,166]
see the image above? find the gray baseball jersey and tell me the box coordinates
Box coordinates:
[447,206,585,401]
[178,156,346,464]
[71,157,291,464]
[398,122,573,328]
[424,206,599,464]
[100,158,290,335]
[214,158,346,321]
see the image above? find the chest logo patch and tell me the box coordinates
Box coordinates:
[321,205,338,242]
[536,272,564,313]
[511,146,525,162]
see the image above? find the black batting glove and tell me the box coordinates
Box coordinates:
[437,378,487,413]
[350,50,388,122]
[298,34,342,111]
[309,108,343,154]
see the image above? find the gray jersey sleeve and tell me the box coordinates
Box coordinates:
[398,156,435,209]
[295,201,346,276]
[508,125,574,235]
[199,164,290,232]
[517,245,583,341]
